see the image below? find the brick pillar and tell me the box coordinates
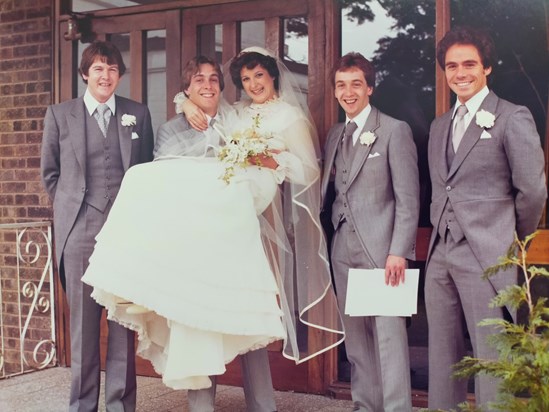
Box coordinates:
[0,0,56,376]
[1,0,53,223]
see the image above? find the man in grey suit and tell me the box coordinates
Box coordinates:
[321,52,419,412]
[155,56,277,412]
[41,41,154,411]
[425,26,547,410]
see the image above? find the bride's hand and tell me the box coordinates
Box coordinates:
[248,150,280,170]
[181,99,209,131]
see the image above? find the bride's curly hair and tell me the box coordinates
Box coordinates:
[229,51,279,90]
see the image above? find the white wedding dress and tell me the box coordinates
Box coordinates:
[83,97,343,390]
[82,155,285,390]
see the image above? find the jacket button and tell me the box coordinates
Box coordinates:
[446,185,451,191]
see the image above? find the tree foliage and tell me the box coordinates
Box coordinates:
[453,232,549,412]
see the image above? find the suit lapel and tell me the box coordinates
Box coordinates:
[437,111,453,181]
[348,106,380,186]
[67,98,87,174]
[448,92,499,178]
[321,123,345,201]
[115,96,133,171]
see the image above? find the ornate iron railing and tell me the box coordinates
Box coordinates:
[0,221,56,379]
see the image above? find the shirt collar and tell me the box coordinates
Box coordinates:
[452,86,489,119]
[84,89,116,116]
[346,104,371,133]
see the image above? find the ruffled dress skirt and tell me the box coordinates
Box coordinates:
[81,156,284,390]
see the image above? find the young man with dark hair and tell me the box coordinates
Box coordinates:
[425,26,546,410]
[322,52,419,412]
[41,40,154,411]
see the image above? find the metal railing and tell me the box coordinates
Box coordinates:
[0,221,56,379]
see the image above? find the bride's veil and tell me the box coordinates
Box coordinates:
[226,46,345,363]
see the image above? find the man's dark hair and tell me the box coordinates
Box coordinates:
[229,52,279,90]
[330,52,376,90]
[436,26,497,70]
[79,40,126,84]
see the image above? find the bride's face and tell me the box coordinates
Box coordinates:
[240,64,276,104]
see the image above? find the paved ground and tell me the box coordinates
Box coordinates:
[0,367,425,411]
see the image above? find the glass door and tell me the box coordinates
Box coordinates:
[58,10,181,135]
[180,0,338,394]
[56,8,181,375]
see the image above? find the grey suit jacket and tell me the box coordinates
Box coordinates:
[154,113,207,158]
[321,106,420,267]
[41,95,154,269]
[427,91,547,292]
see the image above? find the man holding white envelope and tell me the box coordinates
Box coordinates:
[321,52,420,412]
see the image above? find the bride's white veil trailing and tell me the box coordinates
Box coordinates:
[228,46,345,363]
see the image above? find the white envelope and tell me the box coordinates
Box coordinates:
[345,268,419,316]
[480,130,491,139]
[368,152,381,159]
[131,132,140,140]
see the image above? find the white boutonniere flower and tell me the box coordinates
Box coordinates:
[359,131,376,146]
[475,110,495,129]
[121,114,137,127]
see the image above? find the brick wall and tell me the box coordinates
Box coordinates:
[0,0,56,377]
[0,0,53,223]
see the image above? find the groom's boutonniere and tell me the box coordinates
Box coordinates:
[359,131,376,146]
[121,114,137,127]
[475,110,495,129]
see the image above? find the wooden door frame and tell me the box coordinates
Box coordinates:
[54,6,182,372]
[52,0,548,401]
[181,0,340,394]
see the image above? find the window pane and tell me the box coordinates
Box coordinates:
[284,17,309,108]
[109,33,131,99]
[284,17,308,65]
[147,29,166,134]
[198,24,222,64]
[341,0,435,228]
[72,0,165,12]
[241,20,265,50]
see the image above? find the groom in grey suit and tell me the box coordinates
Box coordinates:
[426,26,547,410]
[321,52,419,412]
[155,56,276,412]
[41,41,154,411]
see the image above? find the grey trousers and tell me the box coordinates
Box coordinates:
[63,203,136,412]
[425,233,503,411]
[331,222,412,412]
[187,347,276,412]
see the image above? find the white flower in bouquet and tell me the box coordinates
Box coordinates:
[218,114,272,184]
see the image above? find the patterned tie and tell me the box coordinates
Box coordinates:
[94,103,111,138]
[452,104,468,152]
[342,121,358,162]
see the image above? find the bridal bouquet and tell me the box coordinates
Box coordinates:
[218,114,272,184]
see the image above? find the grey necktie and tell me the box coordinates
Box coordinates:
[452,104,468,152]
[341,121,358,162]
[94,103,111,138]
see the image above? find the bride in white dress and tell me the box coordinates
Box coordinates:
[82,47,344,391]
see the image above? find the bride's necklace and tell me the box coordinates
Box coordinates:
[249,95,281,112]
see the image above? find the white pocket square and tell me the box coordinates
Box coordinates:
[368,152,381,159]
[131,132,140,140]
[480,130,491,139]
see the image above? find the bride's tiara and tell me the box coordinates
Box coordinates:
[237,46,275,59]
